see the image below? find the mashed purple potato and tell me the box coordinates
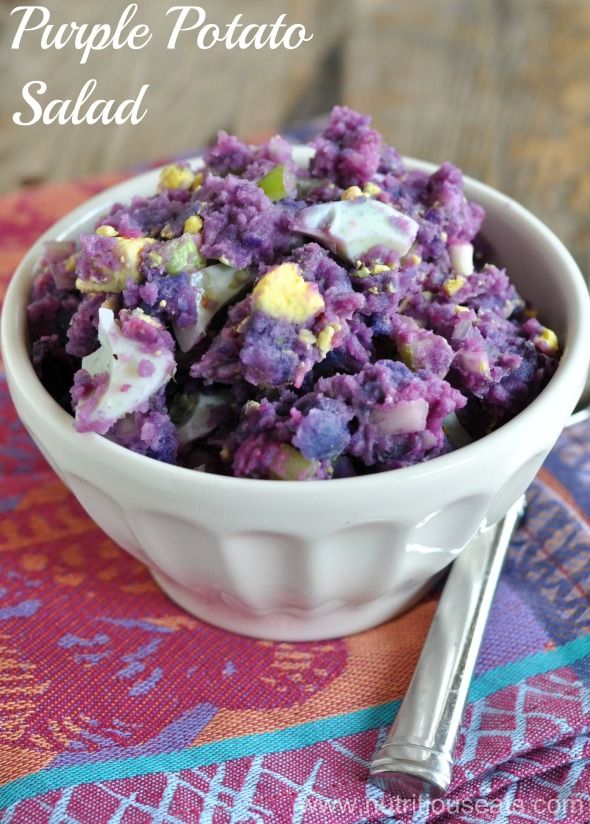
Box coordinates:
[27,107,560,479]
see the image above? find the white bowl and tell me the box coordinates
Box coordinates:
[2,155,590,641]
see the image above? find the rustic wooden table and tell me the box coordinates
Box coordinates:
[1,0,588,277]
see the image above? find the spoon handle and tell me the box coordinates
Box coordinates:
[369,499,524,798]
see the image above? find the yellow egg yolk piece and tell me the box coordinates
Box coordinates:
[251,263,325,324]
[76,237,155,293]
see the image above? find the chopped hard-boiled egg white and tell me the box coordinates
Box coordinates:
[175,391,230,444]
[372,398,429,435]
[173,264,252,352]
[298,198,419,263]
[449,242,474,276]
[79,308,175,429]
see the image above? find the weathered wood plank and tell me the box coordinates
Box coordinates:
[1,0,588,282]
[344,0,590,276]
[0,0,348,191]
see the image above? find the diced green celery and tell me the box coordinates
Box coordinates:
[270,444,319,480]
[170,392,199,425]
[258,165,292,201]
[165,235,205,275]
[398,343,414,369]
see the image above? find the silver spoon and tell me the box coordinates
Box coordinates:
[370,385,590,798]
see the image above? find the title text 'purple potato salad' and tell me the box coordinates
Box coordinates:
[27,107,560,480]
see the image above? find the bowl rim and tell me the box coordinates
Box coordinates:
[2,154,590,495]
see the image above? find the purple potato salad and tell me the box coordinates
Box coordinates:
[27,107,559,479]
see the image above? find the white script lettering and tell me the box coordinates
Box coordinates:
[166,6,312,50]
[13,79,150,126]
[10,4,152,65]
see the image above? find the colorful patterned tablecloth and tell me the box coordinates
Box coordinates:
[0,169,590,824]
